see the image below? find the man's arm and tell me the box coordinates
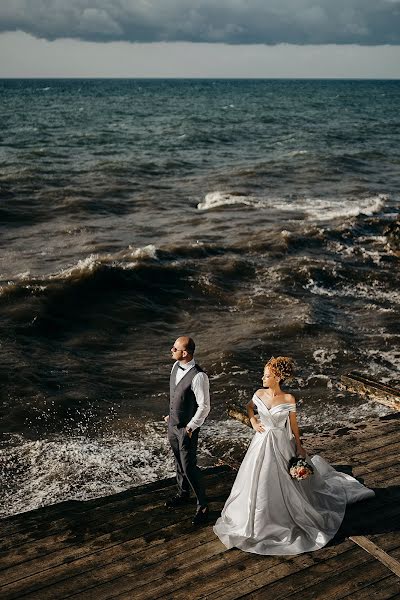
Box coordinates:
[186,372,210,432]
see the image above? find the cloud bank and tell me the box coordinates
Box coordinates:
[1,0,400,45]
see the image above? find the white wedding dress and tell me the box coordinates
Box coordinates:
[213,394,375,555]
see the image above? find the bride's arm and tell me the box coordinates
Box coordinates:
[247,399,265,432]
[289,410,306,457]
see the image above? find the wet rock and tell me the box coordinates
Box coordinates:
[385,218,400,255]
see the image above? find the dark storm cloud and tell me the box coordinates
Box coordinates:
[1,1,400,45]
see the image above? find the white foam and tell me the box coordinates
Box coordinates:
[129,244,158,260]
[0,424,176,519]
[326,240,384,265]
[313,349,337,366]
[0,245,160,297]
[54,245,158,278]
[285,150,308,158]
[306,279,400,306]
[298,400,392,433]
[198,191,388,221]
[197,191,263,211]
[274,194,387,221]
[0,419,252,518]
[364,348,400,377]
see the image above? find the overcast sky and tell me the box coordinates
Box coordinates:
[1,0,400,77]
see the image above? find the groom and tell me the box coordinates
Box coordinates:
[164,336,210,525]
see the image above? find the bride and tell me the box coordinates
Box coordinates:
[213,356,375,555]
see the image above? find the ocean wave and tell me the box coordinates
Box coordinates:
[307,194,387,220]
[198,190,388,221]
[305,279,400,306]
[0,244,193,331]
[364,349,400,379]
[0,241,258,316]
[55,244,159,279]
[0,243,253,333]
[0,425,175,518]
[0,419,252,518]
[273,193,388,221]
[0,245,159,297]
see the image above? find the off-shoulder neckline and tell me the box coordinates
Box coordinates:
[253,393,296,411]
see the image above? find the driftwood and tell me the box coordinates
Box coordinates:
[341,371,400,411]
[227,402,252,428]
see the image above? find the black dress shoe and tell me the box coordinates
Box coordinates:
[165,494,190,508]
[192,505,209,526]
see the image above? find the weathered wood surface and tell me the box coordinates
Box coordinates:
[227,402,252,428]
[341,371,400,411]
[1,413,400,600]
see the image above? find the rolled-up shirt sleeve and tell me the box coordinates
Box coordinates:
[186,372,210,431]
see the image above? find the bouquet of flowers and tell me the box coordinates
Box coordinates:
[288,456,314,480]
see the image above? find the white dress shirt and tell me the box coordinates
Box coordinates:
[172,359,210,431]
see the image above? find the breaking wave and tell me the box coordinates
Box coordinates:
[198,190,388,222]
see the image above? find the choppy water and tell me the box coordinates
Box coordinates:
[1,78,399,518]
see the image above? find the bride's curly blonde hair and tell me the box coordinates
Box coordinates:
[265,356,295,382]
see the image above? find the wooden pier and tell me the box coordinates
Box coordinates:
[1,412,400,599]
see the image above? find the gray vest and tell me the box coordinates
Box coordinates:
[169,362,203,427]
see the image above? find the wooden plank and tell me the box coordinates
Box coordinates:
[113,543,356,600]
[1,417,399,600]
[8,543,253,600]
[349,536,400,577]
[364,463,400,486]
[349,430,400,458]
[0,469,235,559]
[279,545,400,600]
[350,438,400,464]
[0,465,231,544]
[339,574,400,600]
[0,489,169,552]
[110,529,400,600]
[188,541,363,600]
[341,372,400,411]
[234,538,400,600]
[2,485,398,594]
[0,475,235,587]
[0,526,219,598]
[0,503,171,573]
[155,543,355,600]
[374,473,400,488]
[355,454,400,477]
[0,475,177,539]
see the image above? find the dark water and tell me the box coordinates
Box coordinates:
[0,79,399,517]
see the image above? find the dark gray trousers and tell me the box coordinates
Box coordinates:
[167,424,207,507]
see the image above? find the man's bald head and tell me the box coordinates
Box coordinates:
[171,336,196,363]
[176,336,195,356]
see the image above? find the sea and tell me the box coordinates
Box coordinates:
[0,78,399,518]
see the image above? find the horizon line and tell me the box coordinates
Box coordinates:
[1,76,400,81]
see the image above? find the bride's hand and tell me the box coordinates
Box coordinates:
[250,417,265,433]
[296,444,306,458]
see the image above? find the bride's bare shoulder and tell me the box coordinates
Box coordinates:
[255,388,267,399]
[284,393,296,404]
